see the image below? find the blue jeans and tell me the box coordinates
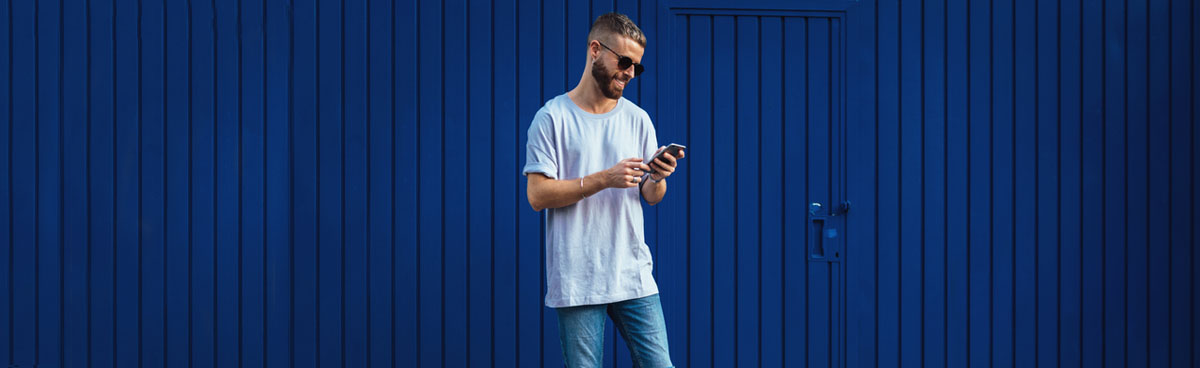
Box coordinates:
[555,293,674,368]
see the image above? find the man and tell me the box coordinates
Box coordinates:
[523,12,683,368]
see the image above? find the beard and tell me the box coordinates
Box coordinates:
[591,58,628,99]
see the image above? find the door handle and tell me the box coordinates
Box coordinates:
[811,217,827,258]
[809,217,841,262]
[809,201,844,262]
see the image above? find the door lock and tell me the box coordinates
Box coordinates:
[809,200,851,216]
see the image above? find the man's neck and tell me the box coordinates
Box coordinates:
[567,79,619,114]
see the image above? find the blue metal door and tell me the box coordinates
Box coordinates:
[656,2,865,366]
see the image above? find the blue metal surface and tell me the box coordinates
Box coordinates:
[1,0,1198,367]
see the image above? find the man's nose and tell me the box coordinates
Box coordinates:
[621,66,636,80]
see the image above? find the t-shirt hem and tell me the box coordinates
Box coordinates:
[545,288,660,308]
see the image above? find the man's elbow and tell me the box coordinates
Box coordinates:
[641,189,662,205]
[526,175,548,211]
[526,191,545,212]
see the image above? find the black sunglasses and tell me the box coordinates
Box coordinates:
[596,41,645,77]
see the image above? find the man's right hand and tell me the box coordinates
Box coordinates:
[601,158,652,188]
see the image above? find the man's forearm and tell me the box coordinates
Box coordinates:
[640,177,667,205]
[528,172,607,211]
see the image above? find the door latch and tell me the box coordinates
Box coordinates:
[810,200,851,216]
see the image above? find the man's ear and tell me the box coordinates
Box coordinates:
[587,40,599,60]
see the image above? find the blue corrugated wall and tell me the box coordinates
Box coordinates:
[1,0,1197,367]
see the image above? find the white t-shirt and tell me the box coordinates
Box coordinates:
[522,93,661,308]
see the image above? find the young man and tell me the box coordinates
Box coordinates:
[523,12,683,368]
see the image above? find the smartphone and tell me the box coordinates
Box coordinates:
[645,143,686,174]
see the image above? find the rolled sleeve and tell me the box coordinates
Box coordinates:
[523,111,559,179]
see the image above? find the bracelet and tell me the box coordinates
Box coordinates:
[580,177,588,199]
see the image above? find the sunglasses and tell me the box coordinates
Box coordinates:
[596,41,645,77]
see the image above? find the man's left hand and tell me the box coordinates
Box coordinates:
[648,146,685,181]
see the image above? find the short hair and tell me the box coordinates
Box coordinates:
[587,12,646,48]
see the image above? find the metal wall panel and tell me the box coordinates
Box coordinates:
[2,0,1197,367]
[853,0,1199,366]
